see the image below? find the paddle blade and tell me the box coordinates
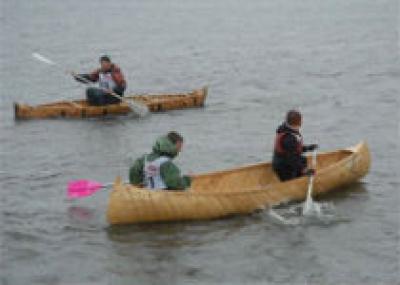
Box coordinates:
[129,100,150,117]
[67,180,103,199]
[32,52,56,65]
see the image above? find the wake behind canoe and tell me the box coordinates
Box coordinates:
[14,86,208,120]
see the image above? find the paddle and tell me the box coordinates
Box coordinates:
[32,52,149,117]
[303,150,317,214]
[67,179,114,199]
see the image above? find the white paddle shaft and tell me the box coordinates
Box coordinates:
[304,150,317,213]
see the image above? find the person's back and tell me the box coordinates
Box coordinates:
[272,110,317,181]
[129,132,191,190]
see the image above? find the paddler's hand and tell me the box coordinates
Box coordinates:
[304,168,316,176]
[70,71,84,82]
[307,144,318,151]
[102,88,113,95]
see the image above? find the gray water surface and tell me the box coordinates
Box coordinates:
[1,0,399,284]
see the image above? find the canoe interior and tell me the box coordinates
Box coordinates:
[190,149,353,193]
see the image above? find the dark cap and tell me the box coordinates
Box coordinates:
[99,55,111,62]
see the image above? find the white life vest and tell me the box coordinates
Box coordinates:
[99,72,116,90]
[144,156,170,190]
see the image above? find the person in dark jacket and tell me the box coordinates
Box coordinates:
[72,55,126,106]
[129,131,191,190]
[272,110,318,181]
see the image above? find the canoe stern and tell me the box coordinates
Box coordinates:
[312,141,371,196]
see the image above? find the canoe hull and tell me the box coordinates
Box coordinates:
[107,142,371,225]
[14,87,207,119]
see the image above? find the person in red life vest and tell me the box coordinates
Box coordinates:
[71,55,126,106]
[272,110,318,181]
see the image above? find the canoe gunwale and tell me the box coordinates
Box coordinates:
[191,148,357,181]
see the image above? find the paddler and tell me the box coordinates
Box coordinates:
[129,131,192,190]
[71,55,126,106]
[272,110,318,181]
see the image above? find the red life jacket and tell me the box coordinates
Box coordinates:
[274,131,303,155]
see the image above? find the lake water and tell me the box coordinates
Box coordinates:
[1,0,399,284]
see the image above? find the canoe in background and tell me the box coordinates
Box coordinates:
[107,141,371,225]
[14,87,208,119]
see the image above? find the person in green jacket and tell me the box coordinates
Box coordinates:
[129,131,191,190]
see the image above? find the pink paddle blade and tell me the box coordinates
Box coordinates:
[67,180,103,199]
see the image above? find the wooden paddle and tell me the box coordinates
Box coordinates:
[32,52,149,117]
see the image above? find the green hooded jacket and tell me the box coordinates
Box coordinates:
[129,136,191,190]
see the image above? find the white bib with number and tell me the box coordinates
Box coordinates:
[99,72,116,90]
[144,156,170,190]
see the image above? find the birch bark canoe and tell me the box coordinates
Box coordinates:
[14,87,207,119]
[107,141,371,225]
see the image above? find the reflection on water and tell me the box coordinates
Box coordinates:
[68,206,95,221]
[105,218,257,285]
[106,217,251,246]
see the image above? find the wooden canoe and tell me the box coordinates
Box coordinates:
[14,87,208,119]
[107,141,371,225]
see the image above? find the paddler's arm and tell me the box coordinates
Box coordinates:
[160,161,191,191]
[129,156,145,186]
[71,69,100,84]
[111,66,126,88]
[111,67,126,96]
